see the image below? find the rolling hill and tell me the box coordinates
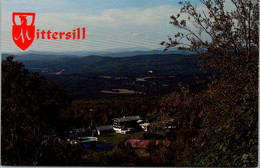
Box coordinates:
[2,51,205,99]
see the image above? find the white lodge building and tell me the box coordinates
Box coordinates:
[112,116,141,134]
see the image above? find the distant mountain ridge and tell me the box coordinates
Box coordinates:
[8,53,199,77]
[2,50,204,99]
[2,48,196,61]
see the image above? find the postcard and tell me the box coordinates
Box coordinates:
[1,0,258,166]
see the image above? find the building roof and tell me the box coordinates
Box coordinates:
[72,128,85,133]
[137,119,143,123]
[140,123,150,126]
[113,116,140,122]
[96,125,113,131]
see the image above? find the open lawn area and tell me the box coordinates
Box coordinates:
[97,132,144,145]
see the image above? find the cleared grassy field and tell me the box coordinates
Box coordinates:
[100,89,137,94]
[97,132,144,145]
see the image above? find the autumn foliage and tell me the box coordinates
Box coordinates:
[159,0,258,166]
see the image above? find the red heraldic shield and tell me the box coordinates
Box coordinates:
[12,12,35,50]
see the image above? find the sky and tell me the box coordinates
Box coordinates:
[2,0,204,52]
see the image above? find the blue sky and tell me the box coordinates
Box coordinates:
[2,0,203,52]
[3,0,185,14]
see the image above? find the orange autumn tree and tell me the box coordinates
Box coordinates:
[160,0,258,166]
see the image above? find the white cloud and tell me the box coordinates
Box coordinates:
[3,3,224,52]
[2,5,182,52]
